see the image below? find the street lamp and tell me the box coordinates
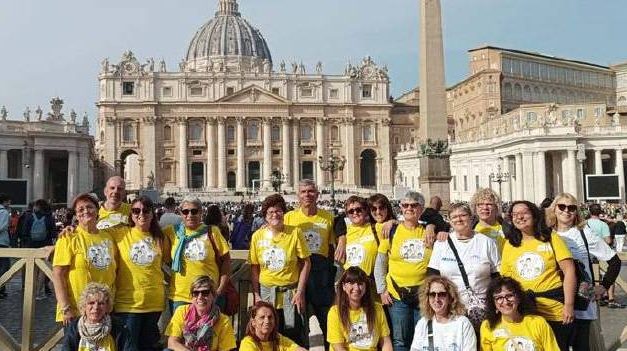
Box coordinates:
[270,170,287,193]
[489,164,510,198]
[318,154,346,212]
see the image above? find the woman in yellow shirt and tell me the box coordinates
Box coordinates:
[480,276,560,351]
[470,188,506,251]
[165,275,236,351]
[327,266,392,351]
[240,301,306,351]
[343,196,380,276]
[501,200,576,351]
[249,194,311,346]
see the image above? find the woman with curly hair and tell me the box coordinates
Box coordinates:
[480,276,559,350]
[470,188,506,252]
[409,275,475,351]
[240,301,306,351]
[327,266,392,351]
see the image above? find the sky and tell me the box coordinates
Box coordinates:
[0,0,625,133]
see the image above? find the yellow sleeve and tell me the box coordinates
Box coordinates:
[294,227,311,259]
[238,337,258,351]
[376,304,390,337]
[248,230,260,264]
[479,321,493,351]
[326,306,345,344]
[217,314,237,351]
[538,316,560,350]
[162,226,175,264]
[551,233,573,262]
[499,243,514,277]
[279,335,299,351]
[164,305,186,337]
[52,236,73,266]
[377,238,391,254]
[213,226,230,256]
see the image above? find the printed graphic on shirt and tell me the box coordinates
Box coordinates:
[129,237,157,266]
[505,337,535,351]
[96,213,127,229]
[303,229,322,253]
[515,252,545,281]
[87,240,113,270]
[348,316,374,349]
[184,237,207,261]
[399,239,425,263]
[262,246,286,271]
[346,244,365,266]
[78,339,107,351]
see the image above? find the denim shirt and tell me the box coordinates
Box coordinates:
[0,205,10,247]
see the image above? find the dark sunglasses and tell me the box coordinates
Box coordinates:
[181,208,200,216]
[131,208,152,215]
[191,289,212,297]
[370,205,386,212]
[428,291,448,299]
[401,203,421,209]
[557,204,577,213]
[347,207,364,215]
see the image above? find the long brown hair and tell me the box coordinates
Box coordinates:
[335,266,376,335]
[129,196,164,246]
[245,301,280,351]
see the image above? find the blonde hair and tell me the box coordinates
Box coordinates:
[78,282,113,315]
[419,276,466,320]
[470,188,501,216]
[545,192,584,230]
[189,275,217,297]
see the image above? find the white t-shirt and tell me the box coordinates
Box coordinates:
[410,315,476,351]
[428,232,500,299]
[556,225,616,320]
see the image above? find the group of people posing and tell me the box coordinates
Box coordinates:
[46,175,622,351]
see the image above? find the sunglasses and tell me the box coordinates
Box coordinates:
[428,291,448,299]
[181,208,200,216]
[401,203,421,209]
[557,204,577,213]
[370,205,386,212]
[347,207,364,215]
[191,289,212,297]
[131,208,152,215]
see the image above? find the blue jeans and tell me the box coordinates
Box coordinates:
[388,298,421,351]
[115,312,162,351]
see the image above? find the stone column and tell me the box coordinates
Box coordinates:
[501,156,512,202]
[205,117,216,189]
[262,118,272,189]
[177,119,188,188]
[379,119,392,189]
[594,149,603,174]
[67,150,78,204]
[566,149,578,196]
[217,117,227,188]
[344,118,356,187]
[33,149,45,200]
[282,118,291,189]
[236,117,246,190]
[515,153,524,200]
[535,151,547,203]
[292,117,300,186]
[551,152,563,194]
[142,116,157,188]
[615,149,625,200]
[315,118,325,188]
[0,149,7,179]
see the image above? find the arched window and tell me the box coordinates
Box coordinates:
[247,121,259,140]
[164,125,172,141]
[503,83,512,99]
[330,125,340,142]
[122,122,135,142]
[523,85,531,101]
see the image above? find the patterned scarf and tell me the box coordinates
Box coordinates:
[183,303,220,351]
[78,314,111,348]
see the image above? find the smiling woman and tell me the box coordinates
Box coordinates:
[240,301,306,351]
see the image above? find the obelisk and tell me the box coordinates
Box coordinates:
[418,0,451,206]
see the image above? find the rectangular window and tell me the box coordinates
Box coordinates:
[162,86,172,97]
[271,87,280,95]
[475,175,480,190]
[272,149,280,156]
[226,87,234,95]
[329,89,339,99]
[301,87,313,97]
[122,82,134,95]
[452,175,457,191]
[463,175,468,192]
[576,108,585,119]
[226,125,235,142]
[192,150,202,156]
[362,84,372,98]
[227,149,235,156]
[190,87,203,96]
[303,149,313,155]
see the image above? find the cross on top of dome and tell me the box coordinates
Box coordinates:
[217,0,240,17]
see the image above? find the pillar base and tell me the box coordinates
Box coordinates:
[419,157,452,208]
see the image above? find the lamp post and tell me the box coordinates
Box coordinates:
[489,164,510,198]
[270,170,287,193]
[318,154,346,211]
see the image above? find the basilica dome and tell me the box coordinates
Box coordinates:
[184,0,272,72]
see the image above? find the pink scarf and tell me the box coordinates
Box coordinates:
[182,303,220,351]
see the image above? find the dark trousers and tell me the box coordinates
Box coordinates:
[278,308,307,348]
[571,319,591,351]
[115,312,162,351]
[306,254,336,348]
[548,320,575,351]
[0,245,9,295]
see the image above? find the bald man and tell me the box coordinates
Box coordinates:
[97,176,131,229]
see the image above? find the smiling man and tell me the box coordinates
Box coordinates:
[97,176,131,229]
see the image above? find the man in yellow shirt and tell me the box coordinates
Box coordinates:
[97,176,131,230]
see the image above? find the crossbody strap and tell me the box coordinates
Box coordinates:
[427,319,434,351]
[579,227,595,282]
[446,236,471,290]
[206,226,223,266]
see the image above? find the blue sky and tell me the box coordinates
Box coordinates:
[0,0,625,132]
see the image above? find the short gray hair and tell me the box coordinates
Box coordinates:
[180,196,202,209]
[298,179,318,190]
[402,191,425,206]
[78,282,113,315]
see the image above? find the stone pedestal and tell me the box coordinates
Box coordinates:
[419,156,452,208]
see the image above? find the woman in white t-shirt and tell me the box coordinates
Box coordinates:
[427,202,500,329]
[410,275,476,351]
[545,193,622,351]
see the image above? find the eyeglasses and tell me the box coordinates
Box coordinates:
[511,211,531,218]
[401,203,421,209]
[477,203,496,208]
[493,293,516,303]
[428,291,448,299]
[557,204,577,213]
[181,208,200,216]
[191,289,212,297]
[131,208,152,215]
[450,213,470,220]
[76,205,96,213]
[266,209,284,216]
[370,205,387,212]
[347,207,364,215]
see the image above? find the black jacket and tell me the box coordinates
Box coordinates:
[419,207,451,233]
[62,317,135,351]
[18,211,56,246]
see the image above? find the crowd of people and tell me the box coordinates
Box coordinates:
[0,175,624,351]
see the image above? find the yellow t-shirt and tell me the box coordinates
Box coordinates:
[284,208,335,258]
[165,305,236,351]
[78,334,116,351]
[327,303,390,351]
[248,225,311,286]
[167,225,230,303]
[97,202,131,229]
[239,334,300,351]
[377,223,432,300]
[474,221,506,253]
[344,223,380,275]
[500,233,572,321]
[480,314,560,351]
[52,226,117,321]
[110,226,170,313]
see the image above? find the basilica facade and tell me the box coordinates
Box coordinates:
[96,0,410,194]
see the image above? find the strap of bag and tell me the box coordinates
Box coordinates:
[427,319,434,351]
[206,226,223,266]
[579,227,595,282]
[369,222,380,246]
[446,236,471,290]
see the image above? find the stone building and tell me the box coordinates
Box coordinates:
[0,98,93,206]
[96,0,406,194]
